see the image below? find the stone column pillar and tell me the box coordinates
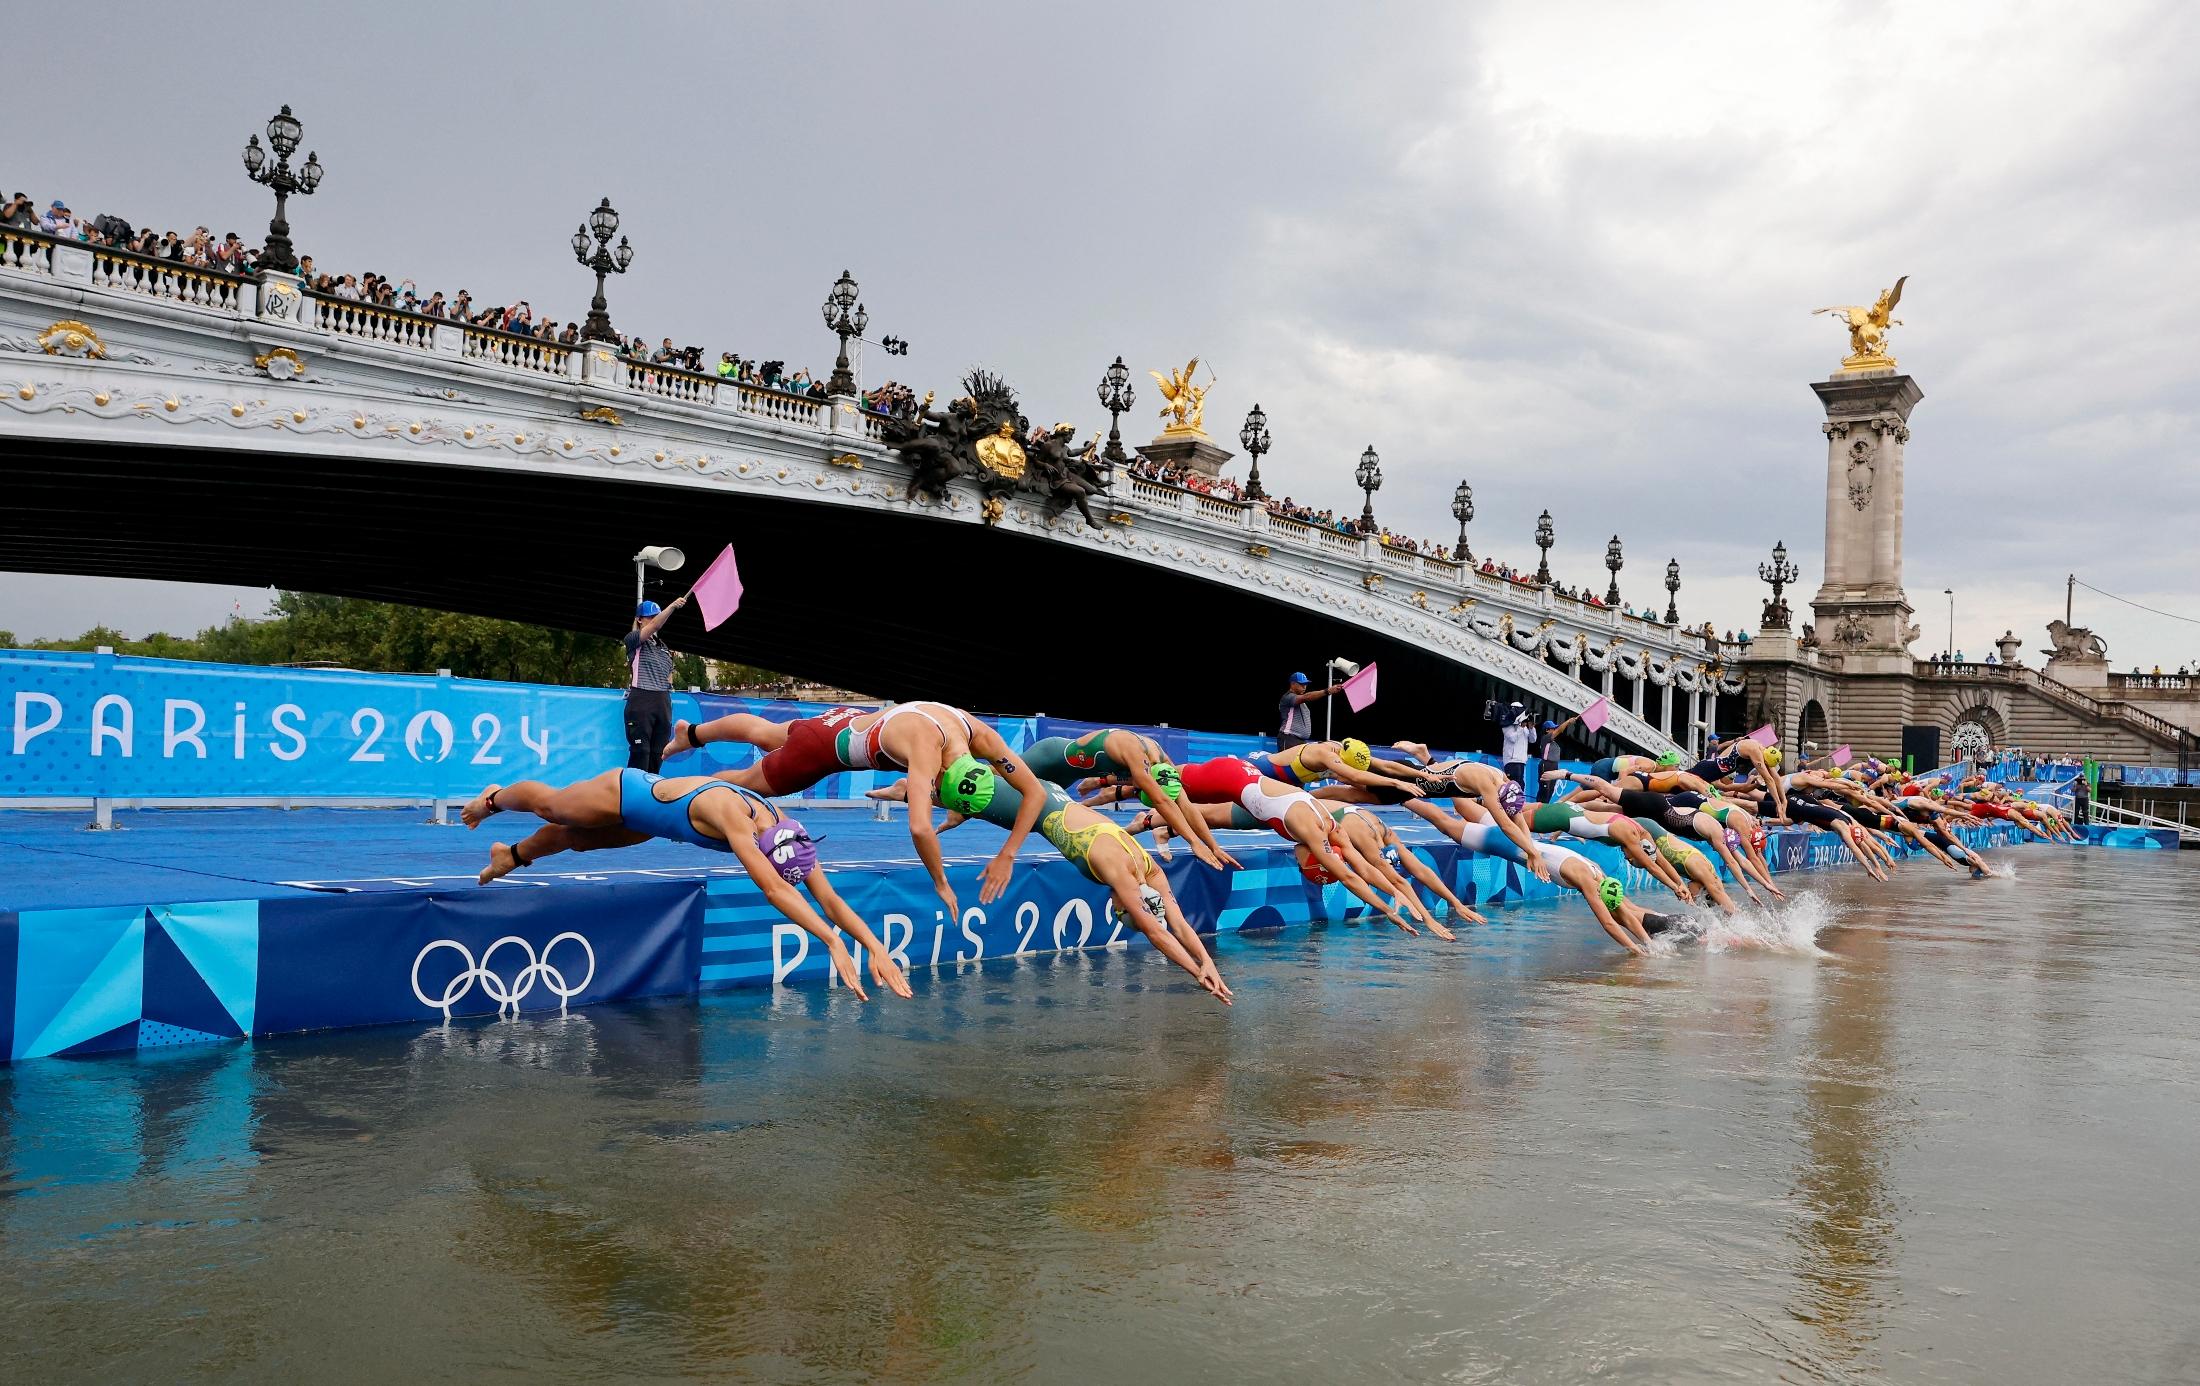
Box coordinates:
[1809,370,1923,674]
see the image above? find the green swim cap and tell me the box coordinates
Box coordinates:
[1598,876,1626,911]
[938,755,996,815]
[1139,762,1183,806]
[1657,751,1682,768]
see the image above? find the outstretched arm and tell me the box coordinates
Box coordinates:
[803,868,914,998]
[722,826,870,999]
[1477,784,1549,880]
[974,730,1049,904]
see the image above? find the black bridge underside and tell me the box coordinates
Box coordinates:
[0,438,1692,755]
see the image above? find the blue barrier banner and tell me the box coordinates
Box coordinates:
[2,649,624,799]
[254,882,699,1035]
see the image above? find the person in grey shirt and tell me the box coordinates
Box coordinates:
[623,595,687,771]
[1277,670,1343,750]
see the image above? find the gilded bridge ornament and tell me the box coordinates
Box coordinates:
[1813,275,1905,373]
[1149,356,1213,437]
[974,422,1028,482]
[579,404,624,426]
[37,319,106,360]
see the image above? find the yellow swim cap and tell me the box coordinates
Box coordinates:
[1339,737,1372,772]
[1764,747,1783,769]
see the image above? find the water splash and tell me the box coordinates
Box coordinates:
[1650,891,1839,957]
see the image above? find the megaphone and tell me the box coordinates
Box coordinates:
[633,545,685,572]
[1329,657,1361,677]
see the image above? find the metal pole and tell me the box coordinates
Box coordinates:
[1324,660,1334,742]
[2067,573,2075,628]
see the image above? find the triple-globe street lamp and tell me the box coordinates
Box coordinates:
[822,270,868,397]
[1097,356,1136,466]
[1355,445,1382,533]
[1451,481,1474,562]
[240,104,324,274]
[571,197,635,343]
[1238,404,1271,501]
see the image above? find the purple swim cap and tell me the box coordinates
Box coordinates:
[759,819,819,884]
[1725,827,1743,851]
[1499,778,1526,816]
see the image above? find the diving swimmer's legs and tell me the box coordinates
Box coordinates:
[662,711,789,763]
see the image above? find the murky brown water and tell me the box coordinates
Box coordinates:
[4,849,2197,1383]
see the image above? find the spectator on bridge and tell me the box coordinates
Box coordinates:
[624,594,688,773]
[1,192,35,230]
[650,337,679,365]
[1277,671,1344,751]
[38,200,75,238]
[1985,651,1998,665]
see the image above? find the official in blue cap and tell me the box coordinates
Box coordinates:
[624,592,688,772]
[1277,669,1344,751]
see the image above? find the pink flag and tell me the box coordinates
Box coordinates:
[1341,662,1379,713]
[1579,697,1610,734]
[689,544,744,630]
[1832,744,1853,767]
[1748,723,1778,747]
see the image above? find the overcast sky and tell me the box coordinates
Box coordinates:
[7,0,2196,666]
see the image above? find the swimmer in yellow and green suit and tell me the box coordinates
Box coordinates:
[1023,726,1242,871]
[868,757,1233,1006]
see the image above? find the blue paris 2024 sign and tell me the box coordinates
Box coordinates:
[1,649,624,799]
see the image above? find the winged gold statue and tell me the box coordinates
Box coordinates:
[1813,276,1906,372]
[1149,357,1212,437]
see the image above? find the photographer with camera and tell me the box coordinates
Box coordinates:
[1494,699,1536,790]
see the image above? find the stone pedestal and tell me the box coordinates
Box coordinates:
[1136,431,1233,478]
[1810,369,1923,668]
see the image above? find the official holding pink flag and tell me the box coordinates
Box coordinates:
[623,594,687,772]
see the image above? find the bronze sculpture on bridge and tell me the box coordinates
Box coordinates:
[880,368,1112,526]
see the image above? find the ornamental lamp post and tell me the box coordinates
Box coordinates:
[1451,480,1474,562]
[1605,535,1624,605]
[1355,445,1382,533]
[1757,539,1801,630]
[240,104,324,274]
[822,270,867,397]
[1534,509,1555,585]
[572,197,634,343]
[1238,403,1271,501]
[1097,356,1136,466]
[1664,557,1681,624]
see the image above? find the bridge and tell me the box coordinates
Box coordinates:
[0,228,1741,753]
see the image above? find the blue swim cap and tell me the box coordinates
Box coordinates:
[636,600,662,618]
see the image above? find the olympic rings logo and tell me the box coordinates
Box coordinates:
[410,932,597,1018]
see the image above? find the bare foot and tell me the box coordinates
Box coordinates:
[662,719,698,762]
[478,842,520,885]
[461,784,503,829]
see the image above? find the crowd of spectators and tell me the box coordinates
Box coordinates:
[1130,456,1249,501]
[2,190,827,395]
[859,381,921,417]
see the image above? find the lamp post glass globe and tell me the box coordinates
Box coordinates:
[1238,403,1270,500]
[589,197,619,243]
[242,134,265,176]
[266,104,302,157]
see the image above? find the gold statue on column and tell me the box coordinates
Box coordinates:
[1149,357,1213,437]
[1813,276,1906,373]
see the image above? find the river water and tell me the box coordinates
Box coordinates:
[4,849,2197,1384]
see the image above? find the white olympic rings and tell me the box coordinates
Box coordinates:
[410,932,597,1018]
